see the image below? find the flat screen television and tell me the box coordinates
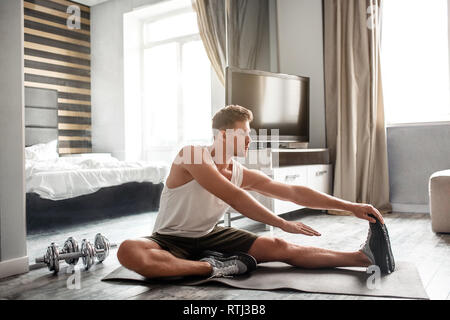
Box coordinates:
[225,67,309,143]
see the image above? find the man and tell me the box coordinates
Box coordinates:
[117,105,395,279]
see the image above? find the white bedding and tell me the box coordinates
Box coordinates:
[26,156,169,201]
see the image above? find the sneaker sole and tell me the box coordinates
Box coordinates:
[197,250,257,272]
[368,214,395,274]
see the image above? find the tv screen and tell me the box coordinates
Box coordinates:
[225,67,309,142]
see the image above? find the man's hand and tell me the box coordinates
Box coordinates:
[280,220,321,236]
[350,203,385,224]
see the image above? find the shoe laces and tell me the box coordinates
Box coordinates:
[210,261,239,279]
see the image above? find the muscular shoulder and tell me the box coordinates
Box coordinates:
[170,146,242,203]
[173,145,214,167]
[166,146,212,188]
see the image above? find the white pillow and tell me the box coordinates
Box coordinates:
[25,140,59,161]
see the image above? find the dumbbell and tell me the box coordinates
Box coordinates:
[34,239,78,273]
[80,233,115,270]
[35,233,117,273]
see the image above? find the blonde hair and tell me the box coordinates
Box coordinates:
[212,105,253,130]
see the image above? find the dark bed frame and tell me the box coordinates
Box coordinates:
[25,87,163,234]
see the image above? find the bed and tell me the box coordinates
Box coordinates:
[25,87,168,233]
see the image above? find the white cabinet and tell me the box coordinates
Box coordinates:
[272,165,308,214]
[224,163,333,228]
[307,165,332,195]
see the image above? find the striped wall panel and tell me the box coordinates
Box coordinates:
[24,0,92,155]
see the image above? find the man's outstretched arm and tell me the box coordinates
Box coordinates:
[241,167,385,224]
[177,146,321,236]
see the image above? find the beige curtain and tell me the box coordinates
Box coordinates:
[324,0,392,215]
[227,0,268,69]
[192,0,227,84]
[192,0,268,85]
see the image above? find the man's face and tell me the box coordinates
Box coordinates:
[225,120,252,158]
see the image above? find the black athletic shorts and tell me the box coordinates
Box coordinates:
[144,224,260,260]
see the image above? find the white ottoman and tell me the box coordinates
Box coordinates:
[429,170,450,233]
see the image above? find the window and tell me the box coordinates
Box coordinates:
[381,0,450,125]
[141,3,212,163]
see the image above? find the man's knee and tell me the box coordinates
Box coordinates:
[261,236,291,248]
[117,240,171,278]
[117,240,153,270]
[117,240,138,267]
[273,237,291,249]
[248,236,293,262]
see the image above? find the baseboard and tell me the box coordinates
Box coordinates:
[391,203,430,214]
[0,256,29,279]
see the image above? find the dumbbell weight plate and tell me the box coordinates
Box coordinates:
[81,239,95,270]
[48,243,60,273]
[63,237,79,266]
[94,233,110,262]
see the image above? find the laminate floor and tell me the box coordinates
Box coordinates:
[0,210,449,300]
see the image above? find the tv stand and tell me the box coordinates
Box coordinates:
[222,148,333,231]
[277,141,309,149]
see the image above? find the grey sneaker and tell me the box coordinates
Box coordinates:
[360,228,376,264]
[198,250,257,278]
[359,214,395,274]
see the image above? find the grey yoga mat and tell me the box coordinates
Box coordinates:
[102,261,429,300]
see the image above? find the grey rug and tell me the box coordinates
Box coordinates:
[102,261,429,300]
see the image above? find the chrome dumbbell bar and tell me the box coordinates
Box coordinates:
[35,233,117,273]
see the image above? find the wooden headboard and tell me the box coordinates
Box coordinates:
[24,87,58,147]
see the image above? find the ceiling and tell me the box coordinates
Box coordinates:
[72,0,110,6]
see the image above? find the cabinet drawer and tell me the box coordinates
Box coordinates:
[273,166,308,186]
[307,165,332,194]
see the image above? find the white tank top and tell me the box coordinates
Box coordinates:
[152,158,244,238]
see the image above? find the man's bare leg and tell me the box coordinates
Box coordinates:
[117,236,372,279]
[117,239,212,278]
[248,236,372,268]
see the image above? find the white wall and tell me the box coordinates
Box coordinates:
[276,0,326,148]
[387,123,450,213]
[0,0,28,279]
